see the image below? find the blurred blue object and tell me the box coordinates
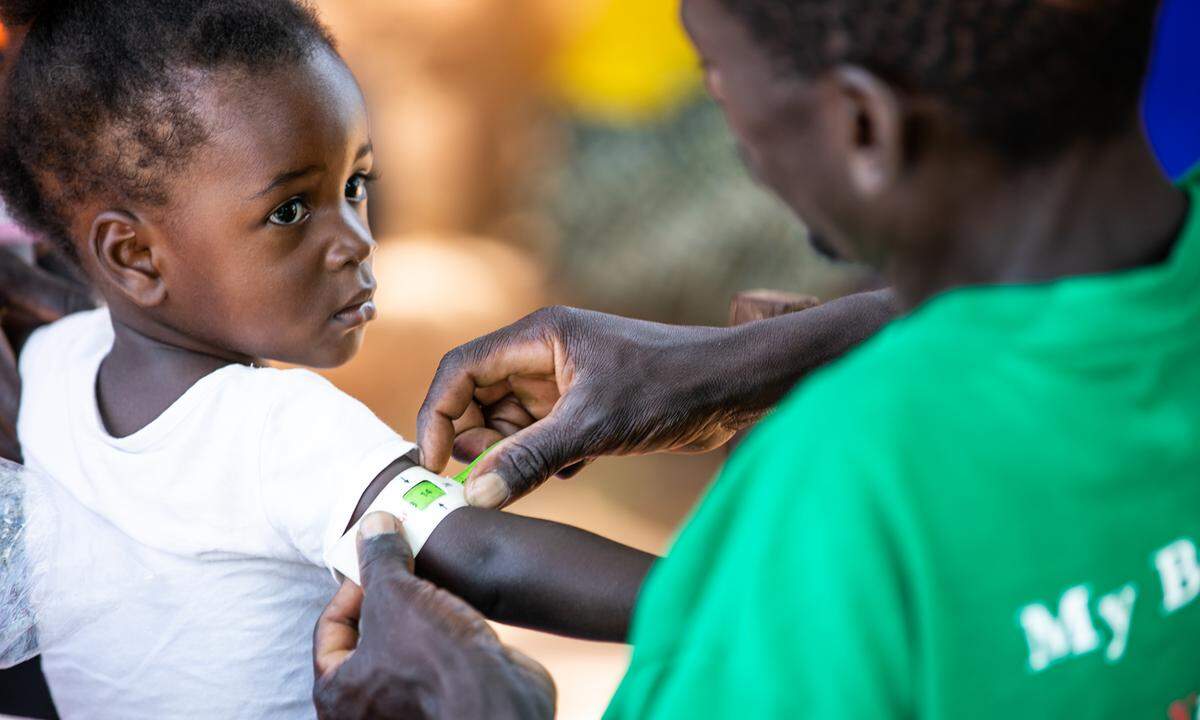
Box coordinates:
[1145,0,1199,179]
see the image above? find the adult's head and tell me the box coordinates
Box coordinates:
[0,0,378,369]
[681,0,1162,269]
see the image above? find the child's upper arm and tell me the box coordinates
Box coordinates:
[255,369,415,567]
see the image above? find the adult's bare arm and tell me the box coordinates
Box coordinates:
[417,288,897,508]
[0,245,95,461]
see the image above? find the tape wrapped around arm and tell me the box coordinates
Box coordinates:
[324,465,469,585]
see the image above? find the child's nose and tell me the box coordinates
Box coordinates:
[325,212,376,270]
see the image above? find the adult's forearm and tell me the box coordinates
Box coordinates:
[417,507,656,643]
[708,288,898,425]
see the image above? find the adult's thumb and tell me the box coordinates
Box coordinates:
[355,512,416,589]
[464,409,591,509]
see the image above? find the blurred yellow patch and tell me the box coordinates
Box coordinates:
[549,0,701,124]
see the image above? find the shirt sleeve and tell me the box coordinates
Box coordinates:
[256,369,415,568]
[607,384,915,718]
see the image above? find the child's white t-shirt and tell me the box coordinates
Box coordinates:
[17,308,415,720]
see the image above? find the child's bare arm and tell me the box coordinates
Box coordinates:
[417,507,656,642]
[347,454,657,643]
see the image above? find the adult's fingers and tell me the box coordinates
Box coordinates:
[451,392,543,463]
[555,460,590,479]
[463,401,596,509]
[312,580,364,680]
[451,400,486,438]
[355,512,503,651]
[0,249,94,323]
[503,646,558,712]
[453,427,506,465]
[485,394,536,433]
[417,310,565,472]
[355,512,416,590]
[504,375,561,421]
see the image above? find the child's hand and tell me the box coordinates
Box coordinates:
[0,245,95,461]
[313,512,556,720]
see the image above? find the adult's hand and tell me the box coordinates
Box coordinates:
[0,244,95,462]
[418,306,756,508]
[313,513,556,720]
[418,291,897,508]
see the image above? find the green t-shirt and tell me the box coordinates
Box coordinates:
[607,169,1200,718]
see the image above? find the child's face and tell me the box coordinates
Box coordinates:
[118,48,378,369]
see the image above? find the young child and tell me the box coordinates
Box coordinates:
[0,1,653,718]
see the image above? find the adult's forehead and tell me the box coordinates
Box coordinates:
[681,0,761,58]
[187,49,369,179]
[680,0,719,41]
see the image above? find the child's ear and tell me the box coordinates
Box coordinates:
[89,210,166,308]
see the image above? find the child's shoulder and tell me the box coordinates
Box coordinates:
[239,365,357,414]
[231,364,386,439]
[246,364,340,393]
[40,305,112,337]
[20,307,386,446]
[20,309,335,397]
[19,308,362,428]
[21,306,112,369]
[19,307,113,395]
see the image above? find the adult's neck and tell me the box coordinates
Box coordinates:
[97,312,254,438]
[890,130,1189,310]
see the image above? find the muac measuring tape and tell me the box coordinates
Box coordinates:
[325,445,496,585]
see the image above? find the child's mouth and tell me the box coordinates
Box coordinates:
[332,292,377,329]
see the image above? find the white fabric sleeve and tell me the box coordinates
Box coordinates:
[257,369,415,569]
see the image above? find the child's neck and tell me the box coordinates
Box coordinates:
[97,314,255,438]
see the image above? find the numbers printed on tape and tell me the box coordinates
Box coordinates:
[403,481,445,510]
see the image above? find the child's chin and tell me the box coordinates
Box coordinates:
[303,331,366,369]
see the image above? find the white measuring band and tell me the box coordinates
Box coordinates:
[324,465,469,585]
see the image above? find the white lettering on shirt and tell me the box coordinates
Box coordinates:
[1016,536,1200,674]
[1096,584,1137,663]
[1019,585,1100,672]
[1156,538,1200,613]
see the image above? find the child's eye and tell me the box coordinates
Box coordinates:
[269,198,310,226]
[345,174,371,204]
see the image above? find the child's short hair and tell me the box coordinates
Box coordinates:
[0,0,335,255]
[718,0,1161,160]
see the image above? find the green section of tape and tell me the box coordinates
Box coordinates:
[404,480,446,510]
[452,443,499,484]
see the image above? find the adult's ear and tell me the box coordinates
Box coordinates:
[827,65,906,199]
[88,210,166,308]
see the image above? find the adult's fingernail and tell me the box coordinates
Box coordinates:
[466,473,510,508]
[360,512,399,539]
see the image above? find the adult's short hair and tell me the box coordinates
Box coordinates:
[719,0,1162,160]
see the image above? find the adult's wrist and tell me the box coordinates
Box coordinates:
[716,288,898,419]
